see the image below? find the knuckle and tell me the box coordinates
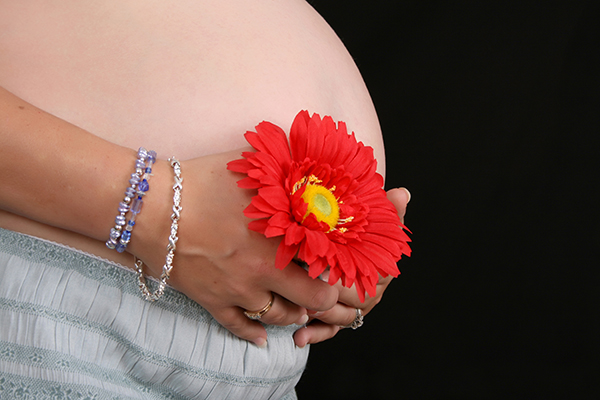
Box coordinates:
[266,311,288,326]
[221,318,245,334]
[220,318,254,341]
[307,285,338,311]
[344,311,357,327]
[214,309,251,337]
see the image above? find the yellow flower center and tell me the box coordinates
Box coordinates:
[293,175,339,230]
[301,183,340,230]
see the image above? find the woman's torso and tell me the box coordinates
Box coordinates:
[0,0,383,264]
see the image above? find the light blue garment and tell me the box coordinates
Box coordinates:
[0,228,308,399]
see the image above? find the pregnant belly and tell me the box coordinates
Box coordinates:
[0,0,383,262]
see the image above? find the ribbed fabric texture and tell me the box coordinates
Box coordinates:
[0,228,307,399]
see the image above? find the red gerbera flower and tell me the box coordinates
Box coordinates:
[227,111,411,301]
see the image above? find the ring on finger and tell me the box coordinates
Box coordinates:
[341,308,364,330]
[243,293,274,320]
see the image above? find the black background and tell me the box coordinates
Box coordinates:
[297,1,599,399]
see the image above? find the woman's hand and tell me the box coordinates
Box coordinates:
[293,187,411,347]
[130,150,340,347]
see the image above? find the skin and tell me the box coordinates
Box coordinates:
[0,0,410,347]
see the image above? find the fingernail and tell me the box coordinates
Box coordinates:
[401,187,411,203]
[296,314,309,326]
[254,337,268,348]
[307,310,324,317]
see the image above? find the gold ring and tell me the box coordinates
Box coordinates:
[243,293,274,320]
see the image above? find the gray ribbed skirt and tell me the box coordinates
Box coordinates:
[0,228,308,399]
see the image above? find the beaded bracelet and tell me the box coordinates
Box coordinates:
[135,157,183,302]
[116,152,156,252]
[106,147,156,252]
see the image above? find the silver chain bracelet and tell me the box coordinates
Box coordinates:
[135,157,183,302]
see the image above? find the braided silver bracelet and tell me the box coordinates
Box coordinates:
[136,157,183,302]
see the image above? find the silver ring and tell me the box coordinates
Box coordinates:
[342,308,364,330]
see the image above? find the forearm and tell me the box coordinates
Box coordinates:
[0,86,170,243]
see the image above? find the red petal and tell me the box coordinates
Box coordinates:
[247,168,266,180]
[254,121,292,170]
[265,212,293,238]
[284,223,306,246]
[227,158,254,173]
[258,186,290,211]
[335,245,357,282]
[290,110,310,161]
[258,174,283,187]
[301,213,331,232]
[366,209,403,224]
[361,275,377,300]
[352,241,400,278]
[252,151,288,182]
[347,245,377,280]
[354,277,367,303]
[360,232,406,260]
[243,202,272,219]
[345,144,376,179]
[353,174,383,197]
[399,241,412,257]
[304,229,333,258]
[268,211,293,229]
[264,225,286,238]
[319,118,339,165]
[275,240,298,270]
[328,263,342,286]
[250,195,278,214]
[363,223,407,242]
[307,257,328,279]
[305,114,325,161]
[297,240,315,265]
[244,122,289,161]
[330,133,358,168]
[336,120,348,136]
[244,131,265,151]
[248,219,269,234]
[237,176,261,189]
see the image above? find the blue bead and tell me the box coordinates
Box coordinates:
[137,147,148,159]
[145,167,152,174]
[129,175,140,185]
[131,198,143,214]
[120,231,132,242]
[125,187,136,198]
[118,202,129,213]
[147,150,157,163]
[138,179,149,192]
[115,243,126,253]
[110,228,121,240]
